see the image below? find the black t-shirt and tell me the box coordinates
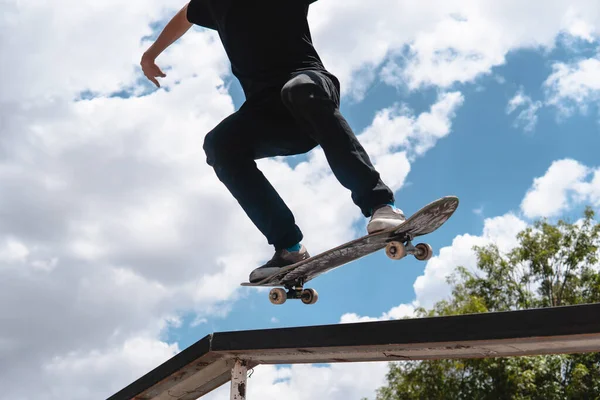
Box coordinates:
[186,0,328,98]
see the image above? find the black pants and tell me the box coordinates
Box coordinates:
[203,70,394,250]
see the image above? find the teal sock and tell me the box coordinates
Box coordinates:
[286,243,301,252]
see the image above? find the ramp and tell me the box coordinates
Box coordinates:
[108,303,600,400]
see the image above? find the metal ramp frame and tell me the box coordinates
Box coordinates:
[107,303,600,400]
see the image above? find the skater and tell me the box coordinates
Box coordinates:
[141,0,406,282]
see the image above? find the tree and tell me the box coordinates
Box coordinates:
[372,207,600,400]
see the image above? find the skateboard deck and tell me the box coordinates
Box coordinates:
[241,196,459,304]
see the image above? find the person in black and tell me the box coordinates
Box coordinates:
[141,0,406,282]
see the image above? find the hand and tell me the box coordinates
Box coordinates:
[140,52,166,88]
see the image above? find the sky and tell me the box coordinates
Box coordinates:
[1,0,600,399]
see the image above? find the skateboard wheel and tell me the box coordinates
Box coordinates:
[269,288,287,305]
[385,241,406,260]
[414,243,433,261]
[301,288,318,305]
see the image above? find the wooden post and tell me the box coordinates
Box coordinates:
[230,359,247,400]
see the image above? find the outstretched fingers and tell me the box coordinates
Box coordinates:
[141,58,167,87]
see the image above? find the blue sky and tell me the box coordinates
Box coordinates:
[1,1,600,399]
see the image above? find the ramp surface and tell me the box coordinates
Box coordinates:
[108,303,600,400]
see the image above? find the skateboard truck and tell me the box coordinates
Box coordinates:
[385,234,433,261]
[268,279,319,305]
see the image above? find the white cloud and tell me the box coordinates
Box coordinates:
[338,1,599,94]
[341,302,417,323]
[521,159,600,218]
[507,89,543,132]
[507,53,600,128]
[411,212,527,309]
[0,238,29,264]
[359,91,464,161]
[562,7,599,43]
[0,2,247,397]
[307,1,600,101]
[40,337,179,400]
[201,362,390,400]
[544,55,600,117]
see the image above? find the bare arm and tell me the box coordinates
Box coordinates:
[141,3,193,87]
[144,3,193,59]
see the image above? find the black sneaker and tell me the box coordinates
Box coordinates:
[249,245,310,283]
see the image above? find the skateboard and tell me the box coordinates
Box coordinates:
[241,196,459,305]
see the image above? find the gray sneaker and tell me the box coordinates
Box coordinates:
[249,245,310,283]
[367,205,406,234]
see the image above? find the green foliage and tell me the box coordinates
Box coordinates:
[372,207,600,400]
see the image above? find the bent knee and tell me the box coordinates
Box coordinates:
[203,128,250,167]
[203,130,230,166]
[202,131,217,166]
